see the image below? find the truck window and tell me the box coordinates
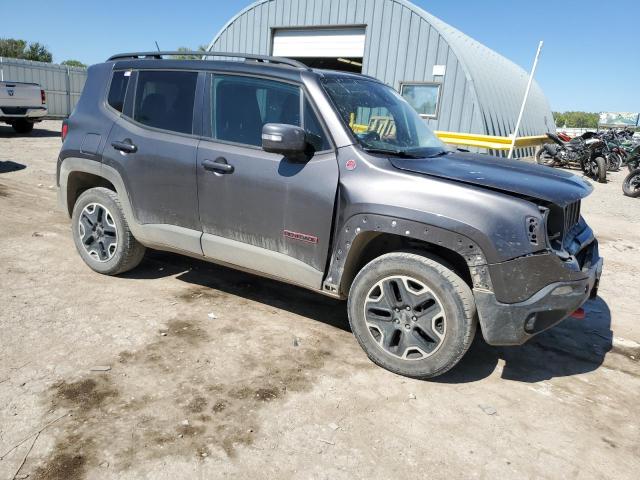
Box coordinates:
[107,71,130,113]
[212,75,301,147]
[133,70,197,134]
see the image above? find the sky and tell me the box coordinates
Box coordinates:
[3,0,639,112]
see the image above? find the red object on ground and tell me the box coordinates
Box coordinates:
[570,307,585,319]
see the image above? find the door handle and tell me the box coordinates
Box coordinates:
[111,140,137,154]
[203,158,234,174]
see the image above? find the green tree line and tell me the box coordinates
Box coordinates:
[553,111,599,128]
[0,38,86,67]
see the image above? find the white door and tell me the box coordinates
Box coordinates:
[272,28,366,58]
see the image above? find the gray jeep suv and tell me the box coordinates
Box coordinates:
[57,52,603,379]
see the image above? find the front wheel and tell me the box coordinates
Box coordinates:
[347,252,477,379]
[607,153,622,172]
[622,169,640,198]
[586,156,607,183]
[71,187,146,275]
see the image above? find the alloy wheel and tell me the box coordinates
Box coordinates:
[78,203,118,262]
[364,275,447,360]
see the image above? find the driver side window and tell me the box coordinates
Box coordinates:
[211,75,301,147]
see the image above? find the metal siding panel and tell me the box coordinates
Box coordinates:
[363,0,383,76]
[402,13,421,81]
[391,6,412,90]
[345,0,357,23]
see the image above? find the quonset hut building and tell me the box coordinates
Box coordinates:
[206,0,555,148]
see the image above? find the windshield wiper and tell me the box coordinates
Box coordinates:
[424,150,451,158]
[362,147,424,158]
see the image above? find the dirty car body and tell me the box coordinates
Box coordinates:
[57,52,603,378]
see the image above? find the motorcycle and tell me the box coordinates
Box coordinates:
[536,132,607,183]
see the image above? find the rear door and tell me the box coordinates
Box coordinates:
[102,69,202,235]
[196,73,339,289]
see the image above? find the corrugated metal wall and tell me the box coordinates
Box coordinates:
[208,0,485,136]
[0,57,87,117]
[208,0,555,156]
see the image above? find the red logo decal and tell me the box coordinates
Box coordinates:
[345,159,357,170]
[283,230,318,244]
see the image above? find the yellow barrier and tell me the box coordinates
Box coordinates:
[348,116,548,151]
[434,131,547,150]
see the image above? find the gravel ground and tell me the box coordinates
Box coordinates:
[1,121,639,480]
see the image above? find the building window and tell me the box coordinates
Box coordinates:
[400,83,441,119]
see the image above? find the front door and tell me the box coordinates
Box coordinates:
[196,73,338,289]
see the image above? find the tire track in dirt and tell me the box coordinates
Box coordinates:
[33,313,342,479]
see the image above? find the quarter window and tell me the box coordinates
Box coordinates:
[133,70,198,134]
[107,71,130,113]
[400,83,441,118]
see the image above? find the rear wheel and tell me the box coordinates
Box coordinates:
[71,187,146,275]
[536,146,556,166]
[623,169,640,198]
[12,120,34,134]
[586,156,607,183]
[347,252,476,379]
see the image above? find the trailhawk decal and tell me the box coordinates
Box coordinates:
[283,230,318,244]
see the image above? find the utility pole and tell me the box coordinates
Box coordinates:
[508,41,544,159]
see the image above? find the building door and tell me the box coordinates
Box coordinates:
[272,27,366,73]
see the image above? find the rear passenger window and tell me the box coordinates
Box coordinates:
[212,75,300,147]
[107,71,130,113]
[133,70,198,134]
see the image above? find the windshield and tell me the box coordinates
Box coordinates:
[322,76,447,158]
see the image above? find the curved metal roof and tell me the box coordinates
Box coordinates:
[208,0,555,139]
[408,2,555,137]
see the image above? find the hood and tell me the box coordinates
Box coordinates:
[390,151,592,206]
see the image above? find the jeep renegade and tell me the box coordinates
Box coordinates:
[57,52,603,379]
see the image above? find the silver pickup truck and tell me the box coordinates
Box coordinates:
[0,81,47,133]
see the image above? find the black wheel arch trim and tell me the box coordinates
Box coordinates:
[323,213,493,298]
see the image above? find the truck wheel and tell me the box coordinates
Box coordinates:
[12,120,34,134]
[71,187,146,275]
[348,252,476,379]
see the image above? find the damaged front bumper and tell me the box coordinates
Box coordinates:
[473,223,603,346]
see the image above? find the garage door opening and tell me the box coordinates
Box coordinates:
[272,27,365,73]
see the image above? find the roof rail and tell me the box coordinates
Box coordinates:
[107,51,310,69]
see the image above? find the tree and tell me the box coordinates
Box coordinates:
[553,111,599,129]
[61,59,87,68]
[171,45,209,60]
[0,38,52,62]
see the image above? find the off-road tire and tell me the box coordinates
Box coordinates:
[622,169,640,198]
[71,187,146,275]
[348,251,477,379]
[12,120,34,134]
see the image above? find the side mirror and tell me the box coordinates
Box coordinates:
[262,123,307,157]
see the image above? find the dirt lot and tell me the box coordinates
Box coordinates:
[1,120,639,479]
